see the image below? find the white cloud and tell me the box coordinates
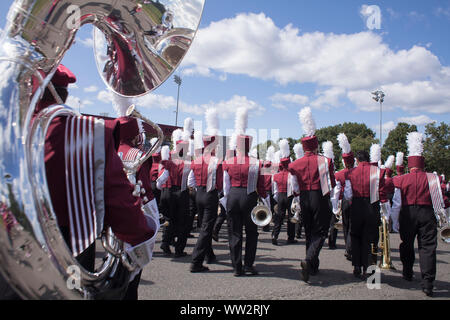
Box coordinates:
[66,95,93,110]
[270,93,309,110]
[373,121,396,138]
[97,90,113,104]
[84,85,99,93]
[182,13,450,114]
[77,37,94,48]
[397,115,436,126]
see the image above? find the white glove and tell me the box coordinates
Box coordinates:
[380,202,391,219]
[392,221,399,233]
[332,200,342,215]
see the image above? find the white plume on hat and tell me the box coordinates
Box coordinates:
[112,91,134,117]
[205,108,220,136]
[370,144,381,164]
[171,128,183,149]
[322,141,334,161]
[273,150,281,164]
[298,107,316,137]
[384,155,395,170]
[249,148,258,158]
[234,107,249,135]
[279,139,290,159]
[161,145,170,161]
[407,132,424,157]
[337,133,351,154]
[266,145,276,162]
[229,132,238,151]
[182,117,194,142]
[396,152,404,166]
[293,143,304,159]
[194,130,204,150]
[150,137,161,154]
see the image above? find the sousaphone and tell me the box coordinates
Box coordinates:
[0,0,204,299]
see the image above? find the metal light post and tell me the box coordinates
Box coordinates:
[174,75,182,126]
[372,90,385,145]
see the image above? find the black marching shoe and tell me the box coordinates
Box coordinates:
[272,238,278,246]
[160,244,172,256]
[174,251,187,258]
[286,239,298,245]
[300,261,310,283]
[402,273,413,282]
[244,266,259,276]
[422,287,433,297]
[234,268,244,277]
[206,255,217,264]
[190,264,209,273]
[353,266,363,280]
[212,231,219,242]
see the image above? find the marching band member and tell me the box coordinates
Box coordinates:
[289,107,336,282]
[212,144,236,242]
[396,152,405,176]
[222,107,269,276]
[391,132,449,297]
[113,95,160,300]
[36,65,157,298]
[322,141,338,250]
[272,139,297,245]
[150,137,163,207]
[383,155,396,204]
[188,108,224,272]
[157,121,193,258]
[342,149,388,280]
[334,133,354,260]
[293,143,305,239]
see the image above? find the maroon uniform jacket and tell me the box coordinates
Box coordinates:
[223,155,267,198]
[44,117,155,247]
[288,152,336,192]
[150,153,162,182]
[273,160,290,193]
[190,155,224,191]
[335,169,349,200]
[262,161,273,192]
[393,168,450,208]
[345,162,388,203]
[384,168,395,196]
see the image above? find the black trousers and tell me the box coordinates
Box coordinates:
[226,187,258,271]
[272,193,295,240]
[213,203,227,235]
[350,198,380,269]
[328,214,338,247]
[341,199,352,255]
[188,188,198,230]
[399,205,437,290]
[192,187,218,266]
[300,190,332,272]
[160,186,190,253]
[151,181,161,209]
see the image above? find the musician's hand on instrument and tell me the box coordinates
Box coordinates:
[262,196,271,209]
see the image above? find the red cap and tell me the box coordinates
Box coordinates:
[280,157,290,169]
[301,136,318,152]
[118,117,140,142]
[342,152,355,168]
[396,165,405,176]
[52,64,76,88]
[236,135,252,154]
[408,156,425,170]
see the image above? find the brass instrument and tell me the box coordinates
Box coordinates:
[0,0,204,299]
[372,214,396,270]
[290,197,302,224]
[251,199,272,227]
[437,208,450,244]
[333,200,343,231]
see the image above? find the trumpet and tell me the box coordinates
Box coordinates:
[372,204,396,270]
[290,197,302,224]
[251,199,272,227]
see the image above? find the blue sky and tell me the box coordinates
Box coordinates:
[1,0,449,148]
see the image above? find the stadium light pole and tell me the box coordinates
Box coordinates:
[372,90,385,145]
[174,75,182,127]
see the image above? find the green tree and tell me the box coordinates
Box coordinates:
[423,122,450,178]
[382,122,417,164]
